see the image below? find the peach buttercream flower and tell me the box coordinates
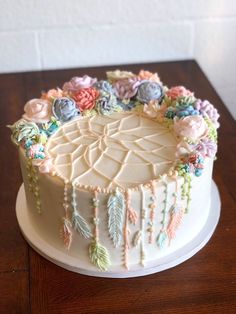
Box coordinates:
[41,88,64,101]
[23,99,52,123]
[174,115,208,140]
[106,70,135,83]
[138,70,161,83]
[166,86,193,100]
[143,100,167,121]
[73,87,99,112]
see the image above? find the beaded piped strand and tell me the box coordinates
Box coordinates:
[26,159,41,213]
[140,185,146,266]
[61,180,72,249]
[147,180,156,244]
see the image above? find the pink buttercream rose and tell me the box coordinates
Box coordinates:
[138,70,161,83]
[38,158,55,174]
[166,86,193,100]
[41,88,64,101]
[63,75,97,93]
[174,115,208,140]
[23,99,52,123]
[73,87,99,112]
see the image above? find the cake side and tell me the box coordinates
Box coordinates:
[19,147,213,271]
[9,69,220,273]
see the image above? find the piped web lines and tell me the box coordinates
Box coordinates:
[46,113,177,189]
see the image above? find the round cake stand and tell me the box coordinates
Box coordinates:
[16,181,221,278]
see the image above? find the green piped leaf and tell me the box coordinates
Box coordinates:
[89,240,110,271]
[107,189,124,247]
[71,210,92,239]
[156,230,168,249]
[132,230,142,247]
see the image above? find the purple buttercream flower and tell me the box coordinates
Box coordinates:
[137,81,163,103]
[52,97,80,122]
[194,99,220,128]
[114,78,141,99]
[195,138,217,158]
[63,75,97,93]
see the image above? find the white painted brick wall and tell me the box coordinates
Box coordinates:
[0,0,235,118]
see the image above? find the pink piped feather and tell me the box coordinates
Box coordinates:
[167,207,184,241]
[61,219,72,249]
[128,207,138,225]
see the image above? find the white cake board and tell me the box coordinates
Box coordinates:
[16,181,221,278]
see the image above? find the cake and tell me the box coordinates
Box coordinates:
[9,69,220,275]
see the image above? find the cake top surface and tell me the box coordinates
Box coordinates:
[8,69,220,192]
[46,112,177,188]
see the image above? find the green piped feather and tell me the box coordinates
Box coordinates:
[107,189,124,247]
[156,230,168,249]
[89,240,110,271]
[71,210,92,239]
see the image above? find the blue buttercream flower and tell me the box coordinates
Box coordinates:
[176,104,199,118]
[52,97,80,122]
[137,82,163,103]
[96,91,118,115]
[93,80,114,94]
[165,107,176,119]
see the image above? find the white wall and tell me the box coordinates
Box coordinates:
[0,0,235,118]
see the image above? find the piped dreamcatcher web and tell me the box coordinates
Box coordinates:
[46,113,177,189]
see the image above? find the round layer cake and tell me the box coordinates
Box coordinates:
[9,69,219,274]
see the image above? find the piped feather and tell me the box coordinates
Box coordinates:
[132,230,142,247]
[89,240,110,271]
[71,210,92,239]
[61,218,72,249]
[107,189,124,247]
[128,207,138,225]
[156,230,168,249]
[167,205,185,241]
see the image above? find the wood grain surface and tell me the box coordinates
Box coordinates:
[0,61,235,314]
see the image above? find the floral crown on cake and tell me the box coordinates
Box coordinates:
[8,69,219,179]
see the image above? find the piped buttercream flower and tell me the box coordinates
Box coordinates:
[52,97,79,122]
[106,70,135,83]
[137,82,163,103]
[63,75,97,94]
[7,119,40,145]
[96,91,118,115]
[166,86,194,100]
[174,115,208,140]
[41,88,64,101]
[26,143,45,159]
[143,100,167,121]
[73,87,99,112]
[23,99,52,123]
[93,80,114,94]
[194,99,220,128]
[138,70,161,83]
[114,78,141,99]
[195,138,217,158]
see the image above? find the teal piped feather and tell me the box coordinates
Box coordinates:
[71,210,92,239]
[156,230,168,249]
[89,240,110,271]
[107,189,124,247]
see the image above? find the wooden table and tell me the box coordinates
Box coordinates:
[0,61,235,314]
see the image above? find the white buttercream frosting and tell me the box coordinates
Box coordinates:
[46,112,177,189]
